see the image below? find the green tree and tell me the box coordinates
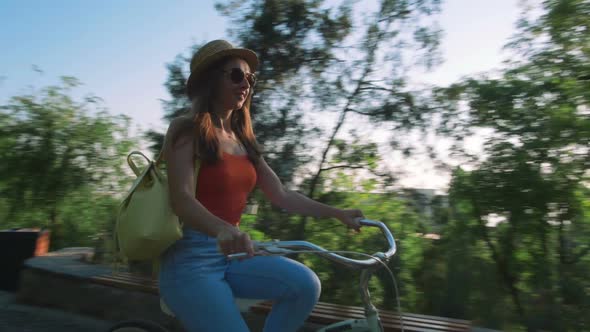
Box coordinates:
[430,0,590,330]
[0,76,136,248]
[286,171,428,312]
[216,0,443,240]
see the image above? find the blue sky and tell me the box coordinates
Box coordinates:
[1,0,522,189]
[1,1,228,132]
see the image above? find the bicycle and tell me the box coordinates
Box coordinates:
[108,218,399,332]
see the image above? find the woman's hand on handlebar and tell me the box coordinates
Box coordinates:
[217,227,255,260]
[335,209,364,233]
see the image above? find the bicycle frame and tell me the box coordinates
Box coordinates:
[229,219,397,332]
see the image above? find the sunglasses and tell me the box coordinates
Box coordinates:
[221,68,257,87]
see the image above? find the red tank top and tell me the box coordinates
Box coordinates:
[195,152,257,226]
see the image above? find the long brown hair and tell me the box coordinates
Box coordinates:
[172,56,262,165]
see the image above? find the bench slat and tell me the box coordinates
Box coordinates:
[96,274,156,286]
[101,272,156,284]
[92,275,158,294]
[251,302,470,332]
[290,310,465,332]
[304,302,470,325]
[92,275,155,287]
[251,300,469,324]
[92,272,157,284]
[92,277,157,293]
[312,303,470,329]
[312,307,470,330]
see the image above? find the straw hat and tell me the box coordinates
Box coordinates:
[186,40,259,97]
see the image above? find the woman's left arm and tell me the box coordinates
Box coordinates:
[256,157,364,232]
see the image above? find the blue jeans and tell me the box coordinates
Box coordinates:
[158,228,321,332]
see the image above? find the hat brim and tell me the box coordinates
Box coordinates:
[186,48,259,97]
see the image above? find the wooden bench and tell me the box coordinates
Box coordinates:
[251,301,471,332]
[91,272,471,332]
[92,271,159,295]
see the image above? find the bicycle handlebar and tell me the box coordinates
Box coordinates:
[228,219,397,270]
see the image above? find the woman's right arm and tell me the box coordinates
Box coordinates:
[163,118,254,257]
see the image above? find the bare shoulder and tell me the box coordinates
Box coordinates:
[163,116,195,158]
[167,116,192,134]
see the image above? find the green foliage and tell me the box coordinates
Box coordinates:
[216,0,443,243]
[294,188,428,312]
[240,169,434,313]
[0,77,136,249]
[428,1,590,330]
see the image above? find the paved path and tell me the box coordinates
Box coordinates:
[0,291,113,332]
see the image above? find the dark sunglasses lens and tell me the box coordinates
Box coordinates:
[230,69,245,84]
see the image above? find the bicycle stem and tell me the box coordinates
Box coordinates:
[359,258,386,332]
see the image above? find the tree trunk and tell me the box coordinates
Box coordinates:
[470,197,529,329]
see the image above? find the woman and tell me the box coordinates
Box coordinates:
[159,39,365,332]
